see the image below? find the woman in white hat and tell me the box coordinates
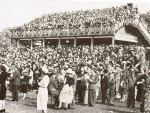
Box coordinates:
[37,66,50,113]
[58,68,74,110]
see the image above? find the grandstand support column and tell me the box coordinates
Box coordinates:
[17,38,20,48]
[58,38,61,46]
[112,36,115,47]
[31,39,33,50]
[10,38,12,48]
[43,38,45,48]
[91,37,94,51]
[74,37,77,47]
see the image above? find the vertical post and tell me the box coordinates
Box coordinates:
[74,37,77,47]
[91,37,94,51]
[112,36,115,47]
[17,38,20,48]
[43,38,45,48]
[31,38,33,50]
[10,38,12,48]
[58,38,61,46]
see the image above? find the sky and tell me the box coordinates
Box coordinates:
[1,0,150,31]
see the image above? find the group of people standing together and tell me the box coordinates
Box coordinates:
[0,45,150,113]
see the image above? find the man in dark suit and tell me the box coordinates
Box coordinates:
[126,64,136,108]
[88,71,99,107]
[12,68,21,101]
[48,70,59,109]
[101,69,109,104]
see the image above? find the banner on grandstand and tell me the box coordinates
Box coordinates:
[115,33,138,43]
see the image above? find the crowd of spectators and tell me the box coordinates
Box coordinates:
[0,45,142,74]
[0,44,148,91]
[10,3,138,38]
[0,44,149,112]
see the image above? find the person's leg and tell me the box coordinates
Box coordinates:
[65,102,68,109]
[126,91,130,107]
[15,86,19,101]
[101,89,106,104]
[116,79,120,97]
[22,93,26,100]
[80,89,85,104]
[88,89,91,106]
[58,100,62,108]
[12,86,15,101]
[0,100,5,113]
[92,89,96,106]
[2,100,5,113]
[0,100,2,111]
[140,101,144,113]
[13,86,17,101]
[78,90,82,103]
[53,95,59,109]
[70,92,75,109]
[131,87,135,108]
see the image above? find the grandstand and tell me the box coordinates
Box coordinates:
[8,3,150,49]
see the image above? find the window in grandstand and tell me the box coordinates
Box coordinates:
[61,39,74,45]
[45,39,59,47]
[20,40,31,48]
[33,39,43,47]
[94,38,112,45]
[76,38,91,46]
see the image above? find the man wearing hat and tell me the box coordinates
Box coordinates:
[88,70,99,107]
[101,68,109,104]
[126,63,136,108]
[48,69,59,109]
[11,67,21,101]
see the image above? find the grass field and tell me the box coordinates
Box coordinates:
[5,91,140,113]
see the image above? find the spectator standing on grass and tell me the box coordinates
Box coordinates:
[0,65,10,113]
[28,67,34,91]
[48,70,59,109]
[88,70,99,107]
[135,73,147,113]
[126,63,136,108]
[101,69,109,104]
[11,67,21,101]
[107,70,116,106]
[20,69,29,100]
[37,66,50,113]
[58,68,74,110]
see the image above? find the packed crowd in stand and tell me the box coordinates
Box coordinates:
[10,4,138,37]
[0,44,150,113]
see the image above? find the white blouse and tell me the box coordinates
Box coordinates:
[38,75,50,88]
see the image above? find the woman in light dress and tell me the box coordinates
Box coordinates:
[83,66,90,105]
[37,66,50,113]
[58,68,74,110]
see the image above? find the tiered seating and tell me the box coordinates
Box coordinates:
[10,4,138,38]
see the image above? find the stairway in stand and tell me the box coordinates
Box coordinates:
[132,19,150,44]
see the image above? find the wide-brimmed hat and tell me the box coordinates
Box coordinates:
[67,68,73,74]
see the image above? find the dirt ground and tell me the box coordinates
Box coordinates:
[5,91,140,113]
